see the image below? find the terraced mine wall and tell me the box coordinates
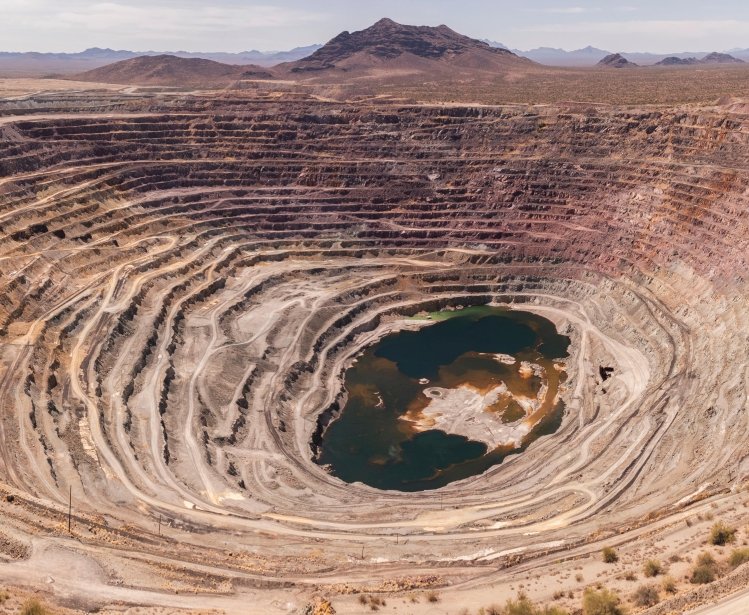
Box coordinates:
[0,94,748,610]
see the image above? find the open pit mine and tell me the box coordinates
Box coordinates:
[0,20,749,615]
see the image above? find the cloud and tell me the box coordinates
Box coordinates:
[3,1,325,39]
[58,2,321,32]
[542,7,588,14]
[527,5,639,16]
[0,0,329,50]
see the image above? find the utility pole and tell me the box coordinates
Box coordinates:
[361,544,364,560]
[68,486,72,533]
[158,514,161,536]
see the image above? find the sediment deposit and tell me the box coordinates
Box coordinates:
[0,89,748,613]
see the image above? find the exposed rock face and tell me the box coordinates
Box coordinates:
[1,91,749,611]
[597,53,638,68]
[286,17,525,73]
[655,56,699,66]
[75,54,273,86]
[656,53,744,66]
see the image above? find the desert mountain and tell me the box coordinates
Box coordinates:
[655,52,744,66]
[74,54,272,86]
[238,45,323,66]
[598,53,638,68]
[510,48,749,67]
[0,46,320,78]
[519,46,610,66]
[655,56,699,66]
[282,18,529,76]
[700,52,744,64]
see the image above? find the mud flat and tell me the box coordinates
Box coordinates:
[0,86,747,613]
[418,384,533,448]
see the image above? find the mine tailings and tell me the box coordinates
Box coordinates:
[316,306,570,491]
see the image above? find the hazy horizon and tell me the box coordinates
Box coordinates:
[2,1,748,55]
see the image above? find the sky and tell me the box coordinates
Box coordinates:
[2,0,749,54]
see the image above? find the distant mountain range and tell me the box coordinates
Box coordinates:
[482,42,749,66]
[0,46,322,77]
[0,45,322,64]
[75,19,530,86]
[1,37,748,79]
[654,52,745,66]
[514,46,612,67]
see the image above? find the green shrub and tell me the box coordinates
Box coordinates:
[709,522,736,546]
[643,559,663,577]
[729,547,749,568]
[601,547,618,564]
[582,588,624,615]
[632,584,659,607]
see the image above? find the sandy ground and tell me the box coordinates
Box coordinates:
[0,78,126,98]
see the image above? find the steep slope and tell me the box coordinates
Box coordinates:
[598,53,638,68]
[75,54,273,86]
[282,18,530,77]
[2,91,749,615]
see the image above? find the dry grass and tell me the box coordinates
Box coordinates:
[425,590,439,603]
[643,559,664,577]
[690,552,719,584]
[483,593,569,615]
[662,576,677,593]
[709,522,737,546]
[582,588,624,615]
[632,584,660,607]
[729,548,749,568]
[20,599,50,615]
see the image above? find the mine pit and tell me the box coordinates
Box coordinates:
[1,82,748,613]
[316,306,569,491]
